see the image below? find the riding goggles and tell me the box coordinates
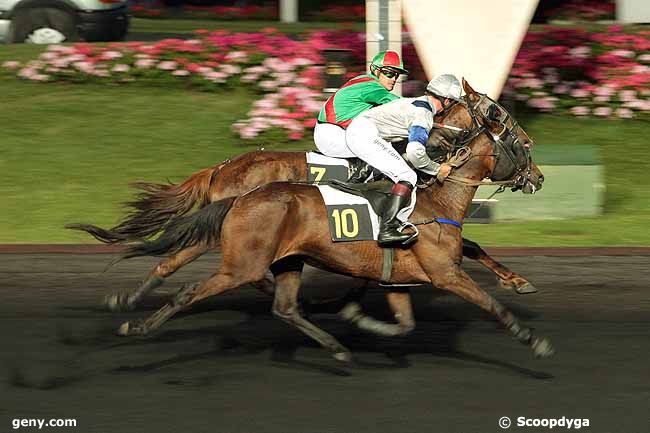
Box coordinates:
[380,68,401,79]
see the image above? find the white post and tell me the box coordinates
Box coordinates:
[280,0,298,23]
[617,0,650,23]
[366,0,403,95]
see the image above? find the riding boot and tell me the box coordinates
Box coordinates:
[378,181,416,247]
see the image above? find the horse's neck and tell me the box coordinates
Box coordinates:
[418,182,477,223]
[418,157,490,222]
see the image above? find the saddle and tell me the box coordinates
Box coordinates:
[325,178,394,217]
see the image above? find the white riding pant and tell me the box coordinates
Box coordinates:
[345,117,417,186]
[313,122,356,158]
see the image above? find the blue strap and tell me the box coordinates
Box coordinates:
[436,218,463,229]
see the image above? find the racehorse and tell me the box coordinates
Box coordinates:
[68,86,540,313]
[111,79,554,361]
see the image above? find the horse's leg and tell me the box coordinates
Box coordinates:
[106,243,276,311]
[250,277,275,296]
[272,271,352,362]
[386,291,416,334]
[426,263,554,358]
[462,238,537,294]
[118,265,263,336]
[105,243,210,312]
[338,288,414,337]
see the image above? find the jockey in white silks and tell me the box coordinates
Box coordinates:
[345,74,464,247]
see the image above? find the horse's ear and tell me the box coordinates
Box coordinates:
[462,78,476,95]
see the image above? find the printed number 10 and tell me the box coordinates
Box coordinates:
[331,209,359,238]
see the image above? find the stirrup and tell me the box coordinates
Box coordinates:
[397,222,419,246]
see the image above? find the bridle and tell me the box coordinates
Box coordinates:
[464,93,534,190]
[430,93,534,191]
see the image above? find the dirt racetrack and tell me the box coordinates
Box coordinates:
[1,252,648,433]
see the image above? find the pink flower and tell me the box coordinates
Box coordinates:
[157,61,178,70]
[594,86,615,97]
[172,69,190,76]
[102,51,123,60]
[111,64,130,73]
[527,97,556,111]
[552,84,570,94]
[135,58,155,69]
[570,106,590,116]
[204,71,227,82]
[570,88,590,98]
[618,90,637,102]
[610,49,635,58]
[615,107,633,119]
[2,60,21,70]
[259,80,276,90]
[593,106,612,117]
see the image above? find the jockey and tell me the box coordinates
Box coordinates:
[345,74,463,246]
[314,50,408,158]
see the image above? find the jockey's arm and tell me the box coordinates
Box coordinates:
[404,104,442,176]
[405,131,442,176]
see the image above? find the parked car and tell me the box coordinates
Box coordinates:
[0,0,129,44]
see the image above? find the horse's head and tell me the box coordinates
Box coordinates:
[460,79,543,193]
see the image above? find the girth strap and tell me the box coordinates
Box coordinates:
[381,247,394,282]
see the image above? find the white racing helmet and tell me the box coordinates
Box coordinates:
[426,74,463,102]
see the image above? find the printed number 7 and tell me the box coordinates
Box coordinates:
[310,166,327,183]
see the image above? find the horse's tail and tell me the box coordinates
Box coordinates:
[117,197,236,261]
[73,163,226,244]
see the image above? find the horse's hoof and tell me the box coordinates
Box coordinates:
[333,351,352,363]
[117,321,145,336]
[532,337,555,358]
[104,292,134,312]
[515,282,538,295]
[117,322,131,336]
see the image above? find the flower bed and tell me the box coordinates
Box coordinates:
[503,26,650,119]
[2,26,648,143]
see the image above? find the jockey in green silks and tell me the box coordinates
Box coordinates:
[314,50,408,158]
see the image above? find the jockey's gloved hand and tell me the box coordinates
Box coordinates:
[405,141,442,176]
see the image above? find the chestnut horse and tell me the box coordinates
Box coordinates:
[112,80,554,361]
[69,90,539,313]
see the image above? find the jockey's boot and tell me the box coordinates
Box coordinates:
[378,181,416,247]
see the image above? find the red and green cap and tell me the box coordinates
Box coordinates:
[370,50,408,74]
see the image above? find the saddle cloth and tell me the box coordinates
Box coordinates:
[316,185,380,242]
[306,152,380,184]
[306,152,350,184]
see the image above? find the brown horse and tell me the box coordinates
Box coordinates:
[112,80,554,361]
[69,90,539,313]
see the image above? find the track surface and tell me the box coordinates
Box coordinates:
[1,253,648,433]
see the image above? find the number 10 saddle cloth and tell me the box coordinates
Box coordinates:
[316,180,416,243]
